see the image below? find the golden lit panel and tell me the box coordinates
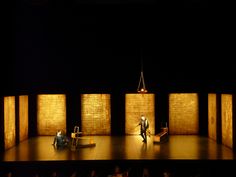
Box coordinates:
[19,95,28,142]
[221,94,233,148]
[37,94,66,135]
[4,96,16,150]
[125,93,155,135]
[169,93,199,135]
[81,94,111,135]
[208,94,217,141]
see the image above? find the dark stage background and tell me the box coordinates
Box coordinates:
[5,1,233,138]
[1,3,236,175]
[4,1,235,96]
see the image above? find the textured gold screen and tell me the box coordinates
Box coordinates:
[37,94,66,135]
[4,96,16,150]
[169,93,199,135]
[221,94,233,148]
[208,94,217,141]
[125,93,155,135]
[81,94,111,135]
[19,95,28,142]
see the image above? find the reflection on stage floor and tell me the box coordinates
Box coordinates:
[1,135,236,162]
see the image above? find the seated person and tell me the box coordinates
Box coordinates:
[52,130,69,148]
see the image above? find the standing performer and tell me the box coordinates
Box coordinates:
[138,115,149,143]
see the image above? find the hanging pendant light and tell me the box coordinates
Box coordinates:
[137,57,148,93]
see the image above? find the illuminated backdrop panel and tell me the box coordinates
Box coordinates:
[37,94,66,135]
[19,95,28,142]
[169,93,199,135]
[81,94,111,135]
[4,96,16,150]
[125,93,155,135]
[221,94,233,148]
[208,94,217,141]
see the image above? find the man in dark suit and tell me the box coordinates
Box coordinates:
[138,115,149,143]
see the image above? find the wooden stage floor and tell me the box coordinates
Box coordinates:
[1,135,236,162]
[1,135,236,176]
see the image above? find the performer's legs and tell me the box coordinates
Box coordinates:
[140,131,143,139]
[143,131,147,142]
[141,131,147,142]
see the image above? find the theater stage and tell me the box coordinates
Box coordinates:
[1,135,236,176]
[1,135,235,161]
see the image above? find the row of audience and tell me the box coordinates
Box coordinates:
[2,163,234,177]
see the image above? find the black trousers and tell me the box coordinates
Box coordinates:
[140,130,147,142]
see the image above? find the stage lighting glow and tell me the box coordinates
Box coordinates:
[208,94,217,141]
[4,96,16,150]
[138,88,148,93]
[125,93,155,135]
[37,94,66,135]
[221,94,233,148]
[169,93,199,135]
[19,95,28,142]
[81,94,111,135]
